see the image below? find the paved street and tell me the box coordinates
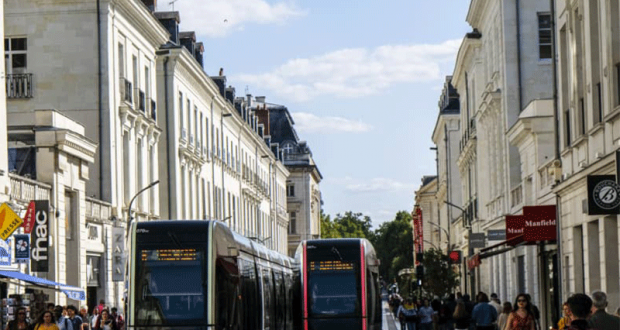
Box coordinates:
[382,292,400,330]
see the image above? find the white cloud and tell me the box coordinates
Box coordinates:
[233,39,461,102]
[291,112,372,134]
[157,0,306,37]
[327,177,415,193]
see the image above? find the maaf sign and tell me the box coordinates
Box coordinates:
[0,203,24,240]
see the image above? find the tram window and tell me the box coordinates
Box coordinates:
[134,248,206,325]
[239,259,258,330]
[308,271,358,316]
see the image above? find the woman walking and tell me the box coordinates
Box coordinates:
[418,298,434,330]
[497,302,512,330]
[33,311,59,330]
[93,309,117,330]
[453,301,471,330]
[504,294,535,330]
[5,307,30,330]
[555,302,572,330]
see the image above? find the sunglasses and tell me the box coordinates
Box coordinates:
[517,299,527,302]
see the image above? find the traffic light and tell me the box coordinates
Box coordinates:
[416,252,424,263]
[449,250,462,264]
[416,265,424,280]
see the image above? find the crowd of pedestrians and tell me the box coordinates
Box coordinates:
[388,288,620,330]
[5,300,125,330]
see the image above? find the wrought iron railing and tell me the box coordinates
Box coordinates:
[6,73,33,99]
[150,99,157,120]
[121,78,132,103]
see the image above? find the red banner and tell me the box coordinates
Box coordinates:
[468,253,481,270]
[413,206,423,254]
[523,205,557,242]
[505,215,525,246]
[21,201,35,234]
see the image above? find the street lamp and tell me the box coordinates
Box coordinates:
[427,221,450,252]
[443,200,475,295]
[126,180,160,238]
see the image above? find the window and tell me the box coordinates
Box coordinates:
[4,37,27,73]
[579,98,585,135]
[617,63,620,106]
[565,109,571,147]
[288,212,296,234]
[145,66,150,100]
[596,83,602,124]
[179,92,184,131]
[287,184,295,197]
[118,43,125,78]
[538,14,552,59]
[282,142,295,155]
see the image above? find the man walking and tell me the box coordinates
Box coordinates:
[588,291,620,330]
[66,306,83,330]
[565,294,594,330]
[471,293,497,330]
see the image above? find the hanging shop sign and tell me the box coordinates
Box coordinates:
[412,206,423,255]
[487,229,506,241]
[467,253,481,270]
[31,201,49,272]
[469,233,486,248]
[0,239,11,266]
[505,215,525,246]
[0,203,24,240]
[523,205,557,242]
[14,235,30,261]
[587,175,620,215]
[112,227,125,282]
[21,201,36,234]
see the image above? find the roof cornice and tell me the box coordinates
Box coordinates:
[113,0,169,47]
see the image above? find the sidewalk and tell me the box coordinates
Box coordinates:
[382,292,401,330]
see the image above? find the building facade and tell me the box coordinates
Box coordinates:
[265,103,322,256]
[552,0,620,314]
[414,176,440,254]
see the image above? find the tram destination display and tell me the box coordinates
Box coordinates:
[309,260,355,272]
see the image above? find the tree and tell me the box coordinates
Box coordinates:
[320,211,375,240]
[320,211,340,238]
[420,248,460,297]
[372,211,414,282]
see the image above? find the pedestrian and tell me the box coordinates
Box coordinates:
[398,298,418,330]
[497,302,512,330]
[89,308,99,330]
[471,293,497,330]
[33,311,58,330]
[504,294,535,330]
[93,310,117,330]
[66,306,82,330]
[564,294,594,330]
[46,304,55,312]
[53,306,72,330]
[109,309,123,330]
[489,294,502,316]
[432,299,442,330]
[587,291,620,329]
[5,307,30,330]
[555,302,571,330]
[418,298,434,330]
[524,294,540,330]
[78,307,89,330]
[453,300,471,330]
[442,294,457,330]
[96,301,105,314]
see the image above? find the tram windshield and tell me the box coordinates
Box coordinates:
[306,245,361,317]
[134,246,206,325]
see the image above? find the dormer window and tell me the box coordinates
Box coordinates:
[282,142,295,155]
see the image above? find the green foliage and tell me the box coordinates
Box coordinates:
[372,211,414,281]
[420,248,460,297]
[320,211,374,240]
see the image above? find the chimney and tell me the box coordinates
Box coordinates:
[154,12,181,44]
[255,103,270,136]
[210,76,226,98]
[179,31,196,55]
[219,68,224,76]
[194,42,204,68]
[225,86,235,104]
[255,96,266,103]
[142,0,156,11]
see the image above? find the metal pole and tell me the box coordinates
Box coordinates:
[126,180,160,238]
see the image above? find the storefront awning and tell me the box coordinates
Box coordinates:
[0,270,85,300]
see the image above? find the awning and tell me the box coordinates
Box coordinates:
[479,234,527,260]
[0,270,85,300]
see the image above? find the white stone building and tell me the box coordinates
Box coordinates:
[552,0,620,313]
[0,0,8,204]
[448,0,556,326]
[414,176,440,253]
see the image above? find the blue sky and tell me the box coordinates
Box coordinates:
[158,0,472,227]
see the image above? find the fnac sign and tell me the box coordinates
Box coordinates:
[31,201,49,272]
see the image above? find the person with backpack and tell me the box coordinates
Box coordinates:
[53,306,72,330]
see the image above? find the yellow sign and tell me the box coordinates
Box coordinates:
[0,203,24,240]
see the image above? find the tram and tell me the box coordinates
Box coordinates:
[126,220,298,330]
[296,239,381,330]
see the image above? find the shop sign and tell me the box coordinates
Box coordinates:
[505,215,525,246]
[112,227,125,282]
[523,205,557,242]
[487,229,506,241]
[467,253,481,270]
[469,233,486,248]
[0,203,24,240]
[14,235,29,261]
[587,175,620,215]
[0,238,11,266]
[31,200,49,272]
[21,201,36,234]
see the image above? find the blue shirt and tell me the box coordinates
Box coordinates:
[472,302,497,326]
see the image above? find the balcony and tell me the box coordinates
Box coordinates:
[85,197,113,223]
[138,90,146,112]
[120,78,132,104]
[6,73,33,99]
[150,99,157,120]
[9,173,51,203]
